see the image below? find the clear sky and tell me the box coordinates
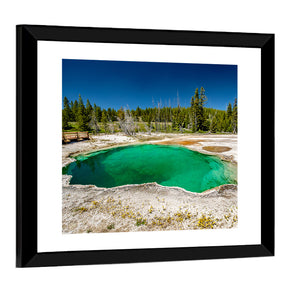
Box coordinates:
[62,59,237,111]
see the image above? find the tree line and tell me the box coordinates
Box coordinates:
[62,88,237,135]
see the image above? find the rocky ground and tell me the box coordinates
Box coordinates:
[62,133,238,234]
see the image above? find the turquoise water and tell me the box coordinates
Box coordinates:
[63,144,237,193]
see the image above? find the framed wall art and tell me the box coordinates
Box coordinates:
[16,25,274,267]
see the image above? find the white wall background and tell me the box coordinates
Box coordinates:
[0,1,298,299]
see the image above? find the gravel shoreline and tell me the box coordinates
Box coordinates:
[62,133,238,233]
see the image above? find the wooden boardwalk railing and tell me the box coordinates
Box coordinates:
[62,131,89,143]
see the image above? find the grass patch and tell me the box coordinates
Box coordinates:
[107,223,115,230]
[136,218,147,226]
[73,206,88,213]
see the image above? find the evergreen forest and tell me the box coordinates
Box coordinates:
[62,87,237,135]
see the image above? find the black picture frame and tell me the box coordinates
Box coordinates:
[16,25,274,267]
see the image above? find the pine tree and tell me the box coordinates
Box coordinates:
[102,110,108,133]
[194,89,201,131]
[217,112,225,132]
[62,110,69,130]
[227,102,232,118]
[63,97,72,119]
[136,106,142,120]
[78,95,85,118]
[111,108,117,121]
[190,87,208,132]
[62,96,72,129]
[178,108,186,132]
[226,102,233,132]
[77,114,90,131]
[107,108,113,121]
[94,104,102,122]
[77,95,89,131]
[117,107,125,120]
[86,99,93,120]
[210,115,218,133]
[190,96,196,132]
[199,87,208,131]
[232,98,238,133]
[184,107,191,130]
[172,107,180,130]
[72,100,79,121]
[70,100,75,121]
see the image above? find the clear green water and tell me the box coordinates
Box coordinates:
[63,144,237,193]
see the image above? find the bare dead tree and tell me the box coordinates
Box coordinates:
[164,99,167,131]
[118,106,136,136]
[157,99,162,132]
[169,98,172,132]
[89,110,100,134]
[108,122,115,134]
[144,123,153,135]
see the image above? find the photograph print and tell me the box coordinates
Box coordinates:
[62,59,238,234]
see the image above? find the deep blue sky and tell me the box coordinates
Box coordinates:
[62,59,237,111]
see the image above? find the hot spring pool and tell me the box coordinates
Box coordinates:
[62,144,237,193]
